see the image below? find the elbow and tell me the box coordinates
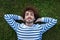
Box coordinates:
[4,14,7,19]
[52,19,57,24]
[4,14,10,19]
[4,14,7,17]
[54,19,57,23]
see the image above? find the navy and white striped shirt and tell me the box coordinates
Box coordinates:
[4,14,57,40]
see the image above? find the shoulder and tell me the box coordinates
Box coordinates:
[34,24,42,28]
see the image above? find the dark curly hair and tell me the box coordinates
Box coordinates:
[22,6,40,21]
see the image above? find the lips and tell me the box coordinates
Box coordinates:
[27,17,32,19]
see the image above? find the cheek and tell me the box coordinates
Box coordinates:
[31,16,35,19]
[24,16,28,19]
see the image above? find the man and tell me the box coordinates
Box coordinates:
[4,7,57,40]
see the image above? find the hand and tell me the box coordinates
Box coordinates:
[35,18,41,23]
[20,16,24,21]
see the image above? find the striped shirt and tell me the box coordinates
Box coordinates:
[4,14,57,40]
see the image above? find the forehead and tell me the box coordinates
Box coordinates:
[25,10,34,14]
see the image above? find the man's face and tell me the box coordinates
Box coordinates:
[24,11,35,23]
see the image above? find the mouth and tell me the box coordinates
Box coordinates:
[27,17,32,20]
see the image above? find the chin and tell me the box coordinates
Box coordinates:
[26,20,33,23]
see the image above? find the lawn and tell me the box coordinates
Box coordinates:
[0,0,60,40]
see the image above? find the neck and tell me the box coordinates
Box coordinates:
[25,22,33,27]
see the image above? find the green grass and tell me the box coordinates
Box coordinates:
[0,0,60,40]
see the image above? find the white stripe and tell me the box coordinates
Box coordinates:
[17,29,40,33]
[17,32,40,35]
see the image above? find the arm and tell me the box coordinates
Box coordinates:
[4,14,23,30]
[37,17,57,33]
